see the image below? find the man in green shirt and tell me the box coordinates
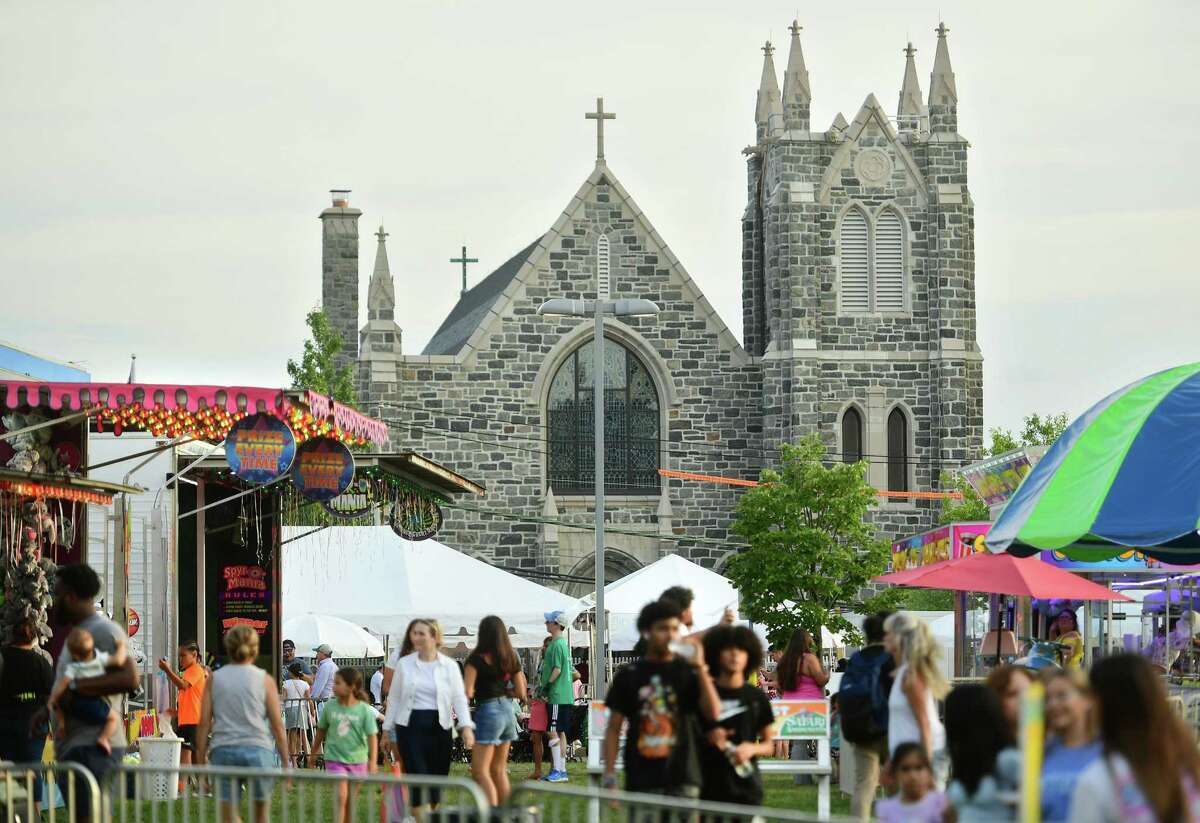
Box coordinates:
[540,610,574,782]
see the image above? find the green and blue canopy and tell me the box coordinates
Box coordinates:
[987,362,1200,562]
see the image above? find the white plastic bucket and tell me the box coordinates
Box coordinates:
[137,736,182,801]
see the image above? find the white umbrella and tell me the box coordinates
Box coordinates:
[282,613,385,658]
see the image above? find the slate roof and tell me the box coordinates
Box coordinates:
[421,237,543,356]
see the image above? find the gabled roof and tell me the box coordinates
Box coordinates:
[421,237,543,355]
[421,163,748,367]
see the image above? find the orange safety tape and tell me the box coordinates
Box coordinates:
[656,469,963,499]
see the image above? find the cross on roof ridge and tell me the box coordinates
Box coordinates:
[585,97,616,165]
[450,245,479,296]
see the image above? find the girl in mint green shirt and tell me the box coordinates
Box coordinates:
[313,667,379,823]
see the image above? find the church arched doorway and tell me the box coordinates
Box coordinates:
[561,550,643,598]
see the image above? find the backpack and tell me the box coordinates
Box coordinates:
[837,647,892,744]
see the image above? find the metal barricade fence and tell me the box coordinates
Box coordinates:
[509,781,858,823]
[109,763,489,822]
[0,761,102,823]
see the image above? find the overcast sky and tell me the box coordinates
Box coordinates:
[3,1,1197,436]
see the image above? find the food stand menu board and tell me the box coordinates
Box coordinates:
[218,563,272,648]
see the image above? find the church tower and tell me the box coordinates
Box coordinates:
[358,225,404,422]
[743,21,983,535]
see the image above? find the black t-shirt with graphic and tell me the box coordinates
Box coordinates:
[605,656,702,792]
[699,683,775,805]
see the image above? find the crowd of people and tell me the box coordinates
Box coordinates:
[7,563,1200,822]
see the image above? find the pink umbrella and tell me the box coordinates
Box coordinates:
[876,551,1132,601]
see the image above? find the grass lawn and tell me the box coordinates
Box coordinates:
[470,762,852,817]
[106,760,852,821]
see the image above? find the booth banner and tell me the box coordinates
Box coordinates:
[960,447,1046,507]
[589,701,610,740]
[891,523,991,572]
[771,700,830,740]
[586,701,628,770]
[218,563,271,640]
[1039,549,1196,573]
[291,437,355,502]
[225,413,296,484]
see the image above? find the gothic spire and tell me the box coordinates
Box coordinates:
[367,224,395,318]
[754,40,783,142]
[929,22,958,106]
[897,42,928,133]
[781,20,811,131]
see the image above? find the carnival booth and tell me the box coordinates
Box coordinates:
[179,450,483,679]
[985,362,1200,681]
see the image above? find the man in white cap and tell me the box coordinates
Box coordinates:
[540,610,573,782]
[310,643,337,702]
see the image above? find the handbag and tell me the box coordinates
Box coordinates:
[379,757,408,823]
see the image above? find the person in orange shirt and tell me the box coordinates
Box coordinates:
[158,642,207,769]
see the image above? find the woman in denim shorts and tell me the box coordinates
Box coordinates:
[196,626,291,817]
[463,616,528,805]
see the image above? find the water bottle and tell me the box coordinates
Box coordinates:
[724,742,754,778]
[669,641,696,661]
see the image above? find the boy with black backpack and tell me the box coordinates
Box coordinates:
[838,611,896,820]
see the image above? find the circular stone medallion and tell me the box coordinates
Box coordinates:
[854,148,893,187]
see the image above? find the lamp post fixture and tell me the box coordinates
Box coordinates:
[537,297,660,699]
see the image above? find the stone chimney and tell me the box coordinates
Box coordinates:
[320,189,362,371]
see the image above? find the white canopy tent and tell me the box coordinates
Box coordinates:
[575,554,740,650]
[282,527,580,648]
[281,613,385,659]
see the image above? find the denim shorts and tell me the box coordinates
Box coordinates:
[209,745,278,803]
[473,697,518,745]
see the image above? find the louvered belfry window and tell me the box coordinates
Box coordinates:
[839,210,870,312]
[874,211,905,311]
[839,206,907,313]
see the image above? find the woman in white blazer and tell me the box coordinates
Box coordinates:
[383,619,475,810]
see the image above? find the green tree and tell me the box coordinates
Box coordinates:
[987,411,1069,456]
[725,437,890,647]
[940,411,1070,526]
[286,309,357,404]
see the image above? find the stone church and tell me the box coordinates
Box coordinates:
[318,22,984,592]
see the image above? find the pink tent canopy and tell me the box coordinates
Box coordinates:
[876,551,1132,601]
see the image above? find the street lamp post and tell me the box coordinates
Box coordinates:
[537,297,660,700]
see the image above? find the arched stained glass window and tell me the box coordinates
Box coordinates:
[887,407,910,493]
[547,339,660,495]
[841,407,864,464]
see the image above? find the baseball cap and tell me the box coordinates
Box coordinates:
[313,643,333,655]
[544,610,568,629]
